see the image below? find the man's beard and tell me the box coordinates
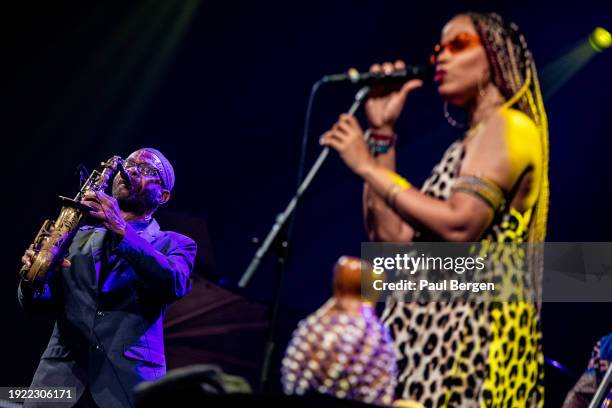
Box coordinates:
[114,185,159,215]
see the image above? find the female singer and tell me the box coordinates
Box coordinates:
[321,12,549,407]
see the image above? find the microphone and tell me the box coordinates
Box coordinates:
[118,162,132,188]
[321,64,433,85]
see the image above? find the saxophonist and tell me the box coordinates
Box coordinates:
[18,148,197,408]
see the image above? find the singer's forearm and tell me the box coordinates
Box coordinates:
[371,143,396,169]
[363,147,415,242]
[359,162,492,241]
[368,123,396,137]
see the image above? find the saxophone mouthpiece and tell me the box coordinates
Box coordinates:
[119,161,132,188]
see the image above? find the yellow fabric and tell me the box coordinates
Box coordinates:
[386,170,412,190]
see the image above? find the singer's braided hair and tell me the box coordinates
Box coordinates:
[467,12,549,305]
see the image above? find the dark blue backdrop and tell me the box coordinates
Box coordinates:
[2,1,611,405]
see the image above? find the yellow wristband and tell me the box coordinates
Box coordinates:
[386,170,411,189]
[384,171,411,209]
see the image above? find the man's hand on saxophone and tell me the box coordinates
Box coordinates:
[20,242,71,272]
[21,244,35,270]
[81,190,128,239]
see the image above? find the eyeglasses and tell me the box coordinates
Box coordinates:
[124,159,165,187]
[429,32,481,65]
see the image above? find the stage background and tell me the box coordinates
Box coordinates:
[2,1,611,406]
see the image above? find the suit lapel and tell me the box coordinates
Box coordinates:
[95,229,109,288]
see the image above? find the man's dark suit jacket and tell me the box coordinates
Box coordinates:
[18,218,197,407]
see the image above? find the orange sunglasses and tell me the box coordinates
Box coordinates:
[429,32,481,65]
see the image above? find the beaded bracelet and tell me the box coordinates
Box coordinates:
[366,129,397,155]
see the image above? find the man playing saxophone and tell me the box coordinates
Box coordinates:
[18,148,197,408]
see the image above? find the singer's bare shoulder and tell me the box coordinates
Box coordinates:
[498,107,541,172]
[460,107,542,198]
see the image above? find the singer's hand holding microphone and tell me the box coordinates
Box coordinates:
[320,60,424,176]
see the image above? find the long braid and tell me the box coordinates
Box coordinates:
[467,12,550,307]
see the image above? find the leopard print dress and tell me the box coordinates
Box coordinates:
[381,138,544,407]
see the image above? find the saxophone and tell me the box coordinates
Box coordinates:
[20,156,128,293]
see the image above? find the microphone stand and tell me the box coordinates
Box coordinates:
[588,363,612,408]
[238,85,370,392]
